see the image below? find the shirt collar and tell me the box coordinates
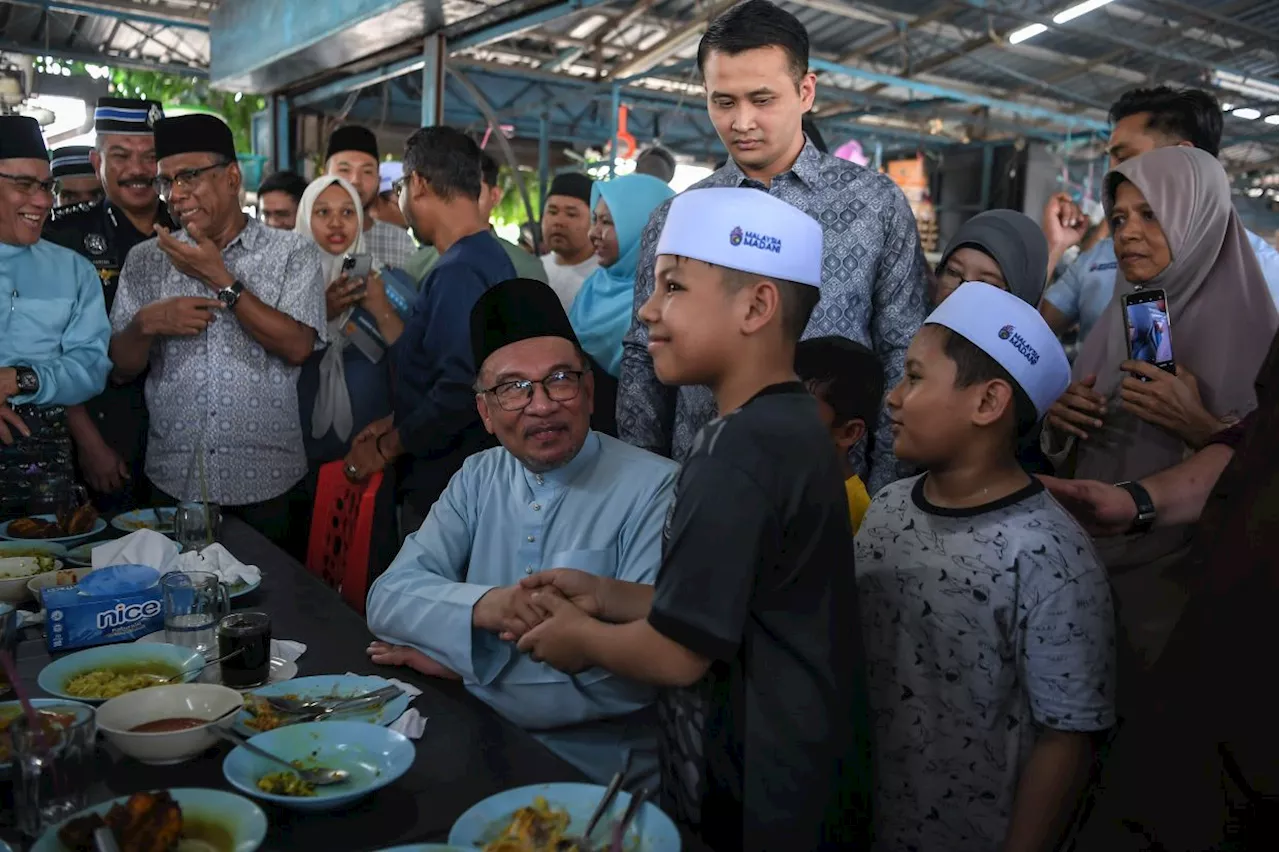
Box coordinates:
[0,241,30,260]
[719,136,822,190]
[520,430,601,490]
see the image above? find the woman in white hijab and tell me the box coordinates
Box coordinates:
[295,176,402,464]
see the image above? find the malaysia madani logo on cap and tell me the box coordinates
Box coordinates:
[998,324,1014,340]
[729,226,743,246]
[147,104,163,127]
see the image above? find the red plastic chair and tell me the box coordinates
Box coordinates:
[306,461,384,615]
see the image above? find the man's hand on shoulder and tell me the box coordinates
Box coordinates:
[473,583,564,640]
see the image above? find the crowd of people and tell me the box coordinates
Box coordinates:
[1,0,1275,849]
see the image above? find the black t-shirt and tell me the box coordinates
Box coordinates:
[648,382,872,851]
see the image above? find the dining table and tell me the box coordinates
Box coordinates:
[0,516,595,851]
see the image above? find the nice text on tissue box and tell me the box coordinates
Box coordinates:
[42,584,164,652]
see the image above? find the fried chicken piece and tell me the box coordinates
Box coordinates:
[7,517,60,539]
[57,813,107,851]
[66,504,99,535]
[104,791,184,852]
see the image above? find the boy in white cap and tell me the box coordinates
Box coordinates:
[855,282,1115,851]
[516,187,871,851]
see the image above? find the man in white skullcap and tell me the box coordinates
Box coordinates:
[516,187,873,850]
[854,281,1116,851]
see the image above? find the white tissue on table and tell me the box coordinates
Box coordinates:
[345,671,424,698]
[175,543,262,586]
[91,529,180,572]
[273,640,306,663]
[389,708,427,739]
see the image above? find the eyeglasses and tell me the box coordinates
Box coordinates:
[391,176,408,198]
[154,161,230,198]
[481,370,585,412]
[0,172,60,198]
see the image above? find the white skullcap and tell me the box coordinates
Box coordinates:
[656,187,822,287]
[925,281,1070,419]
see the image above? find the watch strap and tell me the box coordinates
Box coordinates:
[1115,480,1156,534]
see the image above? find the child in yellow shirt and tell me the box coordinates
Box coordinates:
[795,336,883,533]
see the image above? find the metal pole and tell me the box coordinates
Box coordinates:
[273,96,291,172]
[421,33,445,128]
[609,83,621,178]
[979,144,994,211]
[874,142,883,171]
[538,112,550,204]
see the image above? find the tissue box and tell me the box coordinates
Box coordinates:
[42,569,164,652]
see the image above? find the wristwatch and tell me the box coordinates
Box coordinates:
[14,366,39,396]
[217,280,245,309]
[1115,480,1156,534]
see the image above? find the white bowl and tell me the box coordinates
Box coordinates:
[95,683,244,765]
[0,557,64,603]
[26,565,94,609]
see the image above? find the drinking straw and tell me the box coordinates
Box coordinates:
[0,650,62,792]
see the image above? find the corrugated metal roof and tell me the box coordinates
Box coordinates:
[0,0,1274,166]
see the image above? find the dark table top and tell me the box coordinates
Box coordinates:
[2,518,584,851]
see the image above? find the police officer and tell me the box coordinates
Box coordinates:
[50,146,103,207]
[44,97,173,510]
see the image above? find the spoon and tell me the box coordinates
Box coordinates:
[566,749,632,849]
[160,647,244,684]
[264,684,401,716]
[212,728,350,785]
[610,787,650,852]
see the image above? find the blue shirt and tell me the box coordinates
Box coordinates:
[392,231,516,499]
[0,240,110,407]
[367,431,677,783]
[1044,232,1280,342]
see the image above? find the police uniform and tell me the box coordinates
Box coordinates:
[41,98,168,510]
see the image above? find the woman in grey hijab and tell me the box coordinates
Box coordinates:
[933,209,1049,307]
[1042,145,1276,666]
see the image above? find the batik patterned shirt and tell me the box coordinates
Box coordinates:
[618,138,930,492]
[854,474,1116,851]
[110,218,326,505]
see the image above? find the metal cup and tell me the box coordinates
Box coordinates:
[162,571,231,659]
[11,703,96,838]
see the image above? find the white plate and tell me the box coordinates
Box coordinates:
[135,631,296,690]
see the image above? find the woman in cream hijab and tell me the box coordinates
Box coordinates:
[295,176,403,466]
[1042,146,1276,667]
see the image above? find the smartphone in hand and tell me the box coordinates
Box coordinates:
[1122,288,1175,376]
[341,253,374,295]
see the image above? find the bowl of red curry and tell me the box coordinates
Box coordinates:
[95,683,243,765]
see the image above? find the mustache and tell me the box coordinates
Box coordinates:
[117,176,154,188]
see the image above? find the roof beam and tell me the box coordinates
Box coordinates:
[447,0,615,53]
[608,0,738,80]
[0,36,207,76]
[6,0,209,31]
[945,0,1262,79]
[809,57,1109,132]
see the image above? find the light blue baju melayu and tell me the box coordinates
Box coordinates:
[367,431,677,784]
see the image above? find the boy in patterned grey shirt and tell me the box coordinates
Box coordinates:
[855,283,1115,852]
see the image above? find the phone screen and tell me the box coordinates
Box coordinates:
[1123,289,1175,373]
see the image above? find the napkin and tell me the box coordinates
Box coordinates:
[389,708,427,739]
[273,640,306,663]
[91,529,179,572]
[175,543,261,586]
